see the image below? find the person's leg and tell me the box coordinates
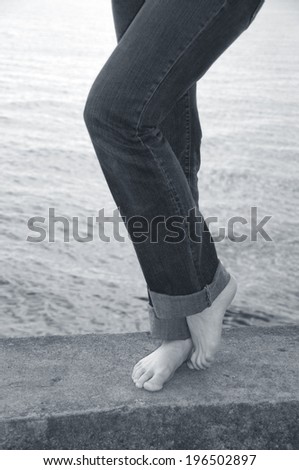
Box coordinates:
[111,0,204,341]
[84,0,265,390]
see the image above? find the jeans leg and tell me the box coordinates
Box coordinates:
[111,0,193,340]
[148,84,209,339]
[84,0,264,336]
[111,0,145,44]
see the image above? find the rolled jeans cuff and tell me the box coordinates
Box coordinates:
[148,305,191,340]
[147,259,231,320]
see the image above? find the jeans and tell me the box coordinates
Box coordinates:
[84,0,265,340]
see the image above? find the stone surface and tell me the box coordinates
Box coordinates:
[0,326,298,449]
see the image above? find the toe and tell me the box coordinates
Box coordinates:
[190,351,200,370]
[201,357,211,369]
[143,380,163,392]
[132,361,145,378]
[133,366,146,382]
[133,360,143,372]
[135,370,153,388]
[187,360,194,370]
[191,351,206,370]
[143,372,166,392]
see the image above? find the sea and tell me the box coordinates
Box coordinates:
[0,0,298,337]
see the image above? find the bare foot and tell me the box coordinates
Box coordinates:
[131,338,192,392]
[186,275,237,370]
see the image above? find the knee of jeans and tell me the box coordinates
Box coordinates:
[83,93,93,131]
[83,85,138,145]
[83,89,105,134]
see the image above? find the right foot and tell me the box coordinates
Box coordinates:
[131,338,192,392]
[186,275,237,370]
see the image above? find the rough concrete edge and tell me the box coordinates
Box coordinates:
[1,324,298,344]
[1,400,298,450]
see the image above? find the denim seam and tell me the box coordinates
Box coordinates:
[135,133,202,289]
[134,0,228,136]
[185,89,205,288]
[184,91,191,185]
[134,1,228,290]
[136,134,184,216]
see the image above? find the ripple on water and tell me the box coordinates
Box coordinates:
[0,0,298,337]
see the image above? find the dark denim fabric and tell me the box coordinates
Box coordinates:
[84,0,265,340]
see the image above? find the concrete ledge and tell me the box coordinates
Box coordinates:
[0,326,298,449]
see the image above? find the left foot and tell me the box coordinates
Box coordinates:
[132,338,192,392]
[186,275,237,370]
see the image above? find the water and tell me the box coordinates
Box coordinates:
[0,0,298,337]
